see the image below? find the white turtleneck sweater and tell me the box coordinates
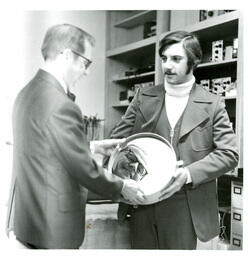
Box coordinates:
[164,76,195,184]
[164,76,195,129]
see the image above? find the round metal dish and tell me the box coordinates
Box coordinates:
[108,132,177,205]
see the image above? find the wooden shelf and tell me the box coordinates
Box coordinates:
[189,11,240,41]
[160,11,240,41]
[113,71,155,84]
[114,10,156,29]
[106,36,156,57]
[197,59,237,68]
[223,95,237,100]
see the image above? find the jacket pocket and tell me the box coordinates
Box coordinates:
[191,125,213,151]
[58,192,85,212]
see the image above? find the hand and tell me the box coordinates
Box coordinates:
[158,167,188,201]
[121,179,145,205]
[91,138,125,156]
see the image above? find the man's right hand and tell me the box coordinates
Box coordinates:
[120,179,145,205]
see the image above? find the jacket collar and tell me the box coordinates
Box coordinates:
[141,82,213,102]
[179,84,212,139]
[138,85,165,132]
[138,83,213,138]
[141,84,165,97]
[35,69,67,97]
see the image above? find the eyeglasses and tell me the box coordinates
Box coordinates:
[71,50,92,69]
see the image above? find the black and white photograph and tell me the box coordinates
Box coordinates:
[0,1,248,255]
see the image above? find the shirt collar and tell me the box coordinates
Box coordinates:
[41,67,68,94]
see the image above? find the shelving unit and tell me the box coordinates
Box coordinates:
[104,10,243,250]
[230,179,243,249]
[105,11,171,135]
[112,71,155,84]
[112,103,130,108]
[106,36,156,57]
[197,59,237,68]
[223,96,237,100]
[114,10,156,29]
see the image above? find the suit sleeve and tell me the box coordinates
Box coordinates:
[187,97,239,187]
[45,101,123,200]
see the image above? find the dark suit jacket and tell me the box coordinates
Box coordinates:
[110,83,239,242]
[12,69,123,249]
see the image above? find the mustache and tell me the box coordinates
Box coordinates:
[164,71,176,75]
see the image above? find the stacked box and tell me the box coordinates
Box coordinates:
[226,80,237,97]
[143,21,156,38]
[119,89,136,104]
[200,10,233,21]
[200,79,210,92]
[212,40,223,62]
[211,77,231,96]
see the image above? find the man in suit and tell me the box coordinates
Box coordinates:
[11,24,145,249]
[109,30,239,249]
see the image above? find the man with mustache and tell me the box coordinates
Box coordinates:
[109,30,238,249]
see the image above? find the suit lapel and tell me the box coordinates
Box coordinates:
[138,85,165,131]
[179,84,212,139]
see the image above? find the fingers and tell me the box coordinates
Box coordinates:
[102,138,126,148]
[159,187,175,201]
[134,191,145,204]
[122,189,145,203]
[121,179,146,205]
[91,139,126,155]
[110,138,126,145]
[159,182,175,201]
[137,187,145,195]
[122,191,145,205]
[158,176,175,199]
[158,171,186,201]
[103,139,126,155]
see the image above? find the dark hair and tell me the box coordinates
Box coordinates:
[159,30,202,73]
[41,24,95,61]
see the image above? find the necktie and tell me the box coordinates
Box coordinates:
[67,89,76,102]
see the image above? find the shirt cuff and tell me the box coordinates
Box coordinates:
[89,141,97,154]
[121,179,126,195]
[183,167,192,184]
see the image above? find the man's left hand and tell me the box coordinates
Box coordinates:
[91,138,125,156]
[158,168,188,201]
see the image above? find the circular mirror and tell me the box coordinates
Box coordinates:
[108,133,177,204]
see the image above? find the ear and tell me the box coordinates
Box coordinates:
[61,48,73,61]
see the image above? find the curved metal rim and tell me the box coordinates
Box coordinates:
[116,132,174,152]
[108,132,176,173]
